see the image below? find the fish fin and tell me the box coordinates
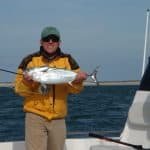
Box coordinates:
[38,84,49,95]
[88,65,100,85]
[67,81,80,91]
[68,81,73,86]
[42,68,49,72]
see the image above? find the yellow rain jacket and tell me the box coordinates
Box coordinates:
[14,47,84,120]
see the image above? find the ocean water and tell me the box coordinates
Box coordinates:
[0,85,138,142]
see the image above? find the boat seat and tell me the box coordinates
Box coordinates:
[120,90,150,149]
[128,90,150,127]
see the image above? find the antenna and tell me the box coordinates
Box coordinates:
[142,9,150,77]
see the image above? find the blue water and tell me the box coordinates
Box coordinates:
[0,85,138,142]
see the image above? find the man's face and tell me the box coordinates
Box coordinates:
[41,35,60,54]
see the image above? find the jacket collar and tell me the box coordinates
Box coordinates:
[40,46,63,61]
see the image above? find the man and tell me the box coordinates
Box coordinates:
[14,26,87,150]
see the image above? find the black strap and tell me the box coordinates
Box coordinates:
[52,84,55,110]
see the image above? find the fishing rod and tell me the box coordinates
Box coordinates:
[89,133,143,150]
[0,68,22,75]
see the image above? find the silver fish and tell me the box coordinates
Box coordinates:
[25,66,99,85]
[25,66,77,84]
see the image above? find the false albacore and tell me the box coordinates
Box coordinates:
[25,66,99,85]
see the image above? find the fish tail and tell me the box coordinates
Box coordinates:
[88,66,100,85]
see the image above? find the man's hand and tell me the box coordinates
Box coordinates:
[23,72,34,83]
[73,71,88,83]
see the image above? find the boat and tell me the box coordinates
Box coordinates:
[0,138,140,150]
[0,9,150,150]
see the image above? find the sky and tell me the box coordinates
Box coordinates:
[0,0,150,82]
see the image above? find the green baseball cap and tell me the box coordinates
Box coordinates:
[41,26,60,39]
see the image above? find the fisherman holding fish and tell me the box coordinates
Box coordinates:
[14,26,87,150]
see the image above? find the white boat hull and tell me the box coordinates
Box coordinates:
[0,138,136,150]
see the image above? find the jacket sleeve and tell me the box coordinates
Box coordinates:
[14,54,40,98]
[14,68,40,97]
[66,55,84,94]
[67,68,84,94]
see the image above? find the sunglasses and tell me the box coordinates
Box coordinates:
[42,35,60,43]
